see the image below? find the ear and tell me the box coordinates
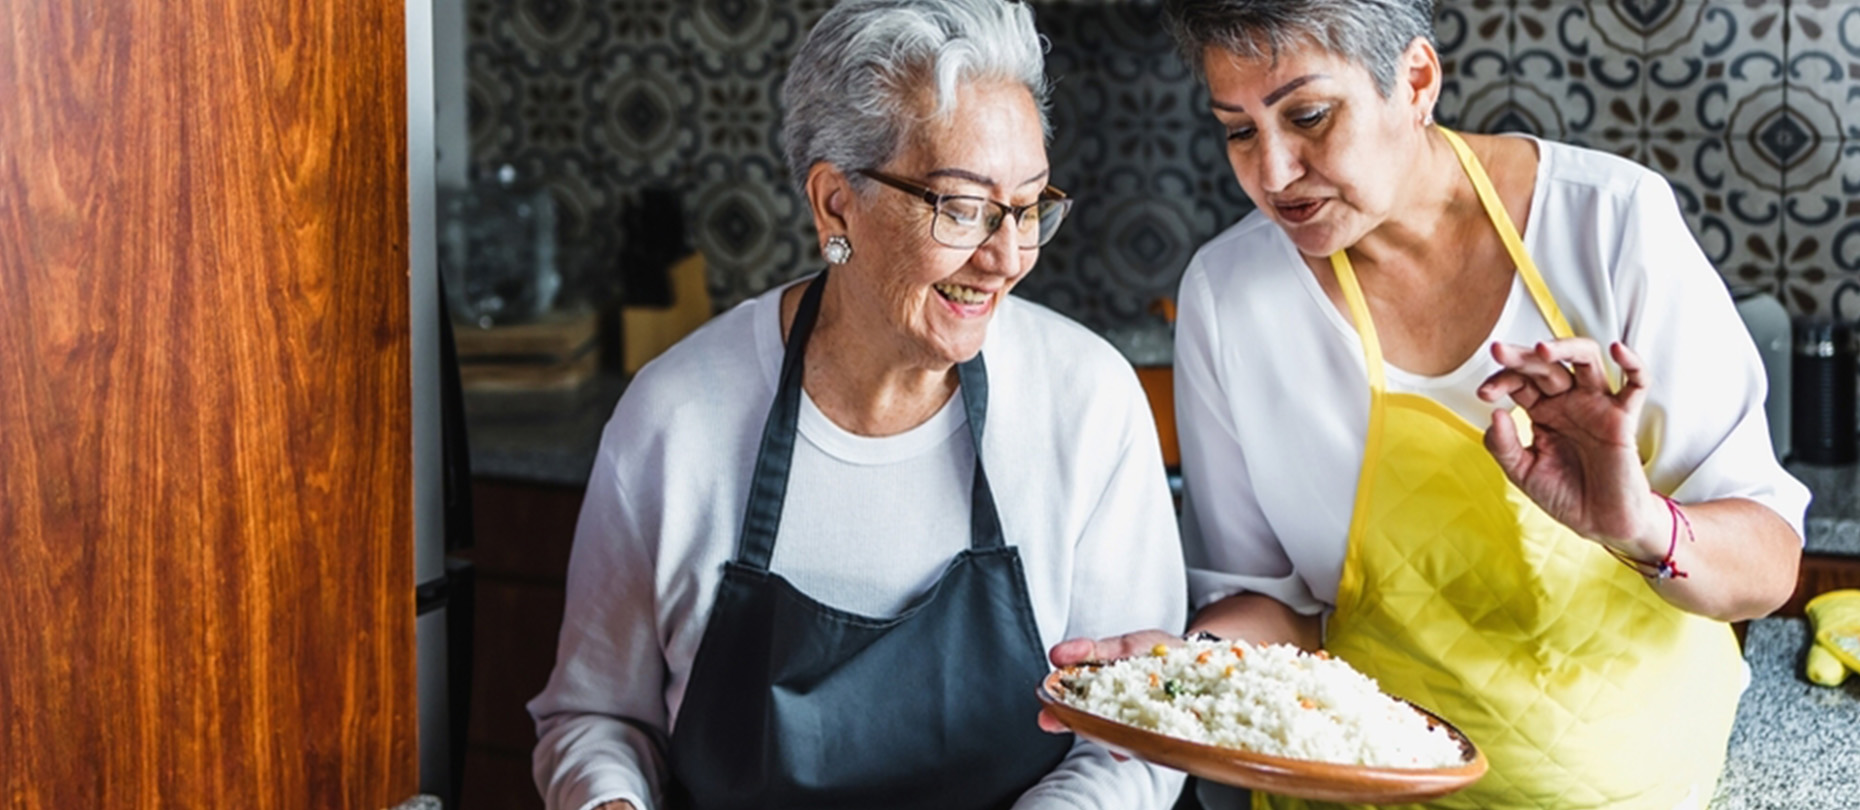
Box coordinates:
[1400,36,1443,120]
[804,162,854,245]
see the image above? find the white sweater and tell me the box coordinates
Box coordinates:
[529,279,1190,810]
[1174,135,1810,617]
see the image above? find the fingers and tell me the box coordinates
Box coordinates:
[1483,408,1531,483]
[1038,707,1069,734]
[1610,341,1649,413]
[1047,629,1180,668]
[1048,637,1100,668]
[1476,370,1542,408]
[1480,337,1627,407]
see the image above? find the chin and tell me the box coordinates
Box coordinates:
[922,332,987,367]
[1284,222,1358,258]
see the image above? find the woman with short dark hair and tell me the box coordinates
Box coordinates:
[1051,2,1808,807]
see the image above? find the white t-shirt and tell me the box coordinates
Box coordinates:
[1174,135,1810,617]
[529,278,1189,810]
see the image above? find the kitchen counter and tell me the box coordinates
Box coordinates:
[464,376,1860,555]
[463,372,628,487]
[1712,617,1860,809]
[1791,462,1860,556]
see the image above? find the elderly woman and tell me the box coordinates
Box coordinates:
[527,1,1188,809]
[1049,1,1809,808]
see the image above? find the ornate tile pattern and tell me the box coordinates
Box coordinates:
[468,0,1859,325]
[467,0,1252,329]
[1438,0,1860,315]
[469,0,828,309]
[1028,4,1255,329]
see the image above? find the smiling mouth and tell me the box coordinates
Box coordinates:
[1274,199,1324,224]
[933,282,993,306]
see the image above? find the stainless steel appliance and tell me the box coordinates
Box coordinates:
[1733,287,1792,461]
[1791,282,1860,466]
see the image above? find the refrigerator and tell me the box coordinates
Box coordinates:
[410,0,477,804]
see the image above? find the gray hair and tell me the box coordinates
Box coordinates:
[780,0,1051,196]
[1162,0,1435,97]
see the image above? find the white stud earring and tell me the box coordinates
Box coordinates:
[1420,111,1435,128]
[823,235,853,265]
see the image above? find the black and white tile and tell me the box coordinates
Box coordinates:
[1438,0,1860,315]
[466,0,1860,326]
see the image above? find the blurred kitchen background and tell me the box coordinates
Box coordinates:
[438,2,1860,808]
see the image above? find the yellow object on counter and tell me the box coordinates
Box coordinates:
[1805,590,1860,682]
[1806,643,1849,687]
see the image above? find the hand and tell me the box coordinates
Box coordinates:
[1476,339,1667,557]
[1037,629,1184,735]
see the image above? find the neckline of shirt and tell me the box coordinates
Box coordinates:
[753,275,972,466]
[1287,132,1555,389]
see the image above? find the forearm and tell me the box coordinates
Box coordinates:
[1188,592,1322,651]
[1012,739,1185,810]
[1620,496,1801,622]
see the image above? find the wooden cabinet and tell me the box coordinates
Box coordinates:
[1,1,417,806]
[456,480,586,810]
[1782,553,1860,617]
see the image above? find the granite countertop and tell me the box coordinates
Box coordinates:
[463,372,629,488]
[1712,617,1860,809]
[465,375,1860,558]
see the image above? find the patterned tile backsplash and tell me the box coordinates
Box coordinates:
[1438,0,1860,315]
[467,0,1860,333]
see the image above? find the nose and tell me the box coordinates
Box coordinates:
[1255,131,1304,194]
[969,216,1028,277]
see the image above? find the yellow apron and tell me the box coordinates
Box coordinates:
[1257,129,1745,810]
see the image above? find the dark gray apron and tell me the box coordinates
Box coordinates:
[666,272,1071,809]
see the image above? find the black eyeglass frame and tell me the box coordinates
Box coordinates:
[856,168,1074,250]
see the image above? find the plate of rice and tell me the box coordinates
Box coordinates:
[1038,638,1486,802]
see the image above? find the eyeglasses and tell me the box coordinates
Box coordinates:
[857,168,1074,250]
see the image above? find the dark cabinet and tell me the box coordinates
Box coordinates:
[457,480,585,810]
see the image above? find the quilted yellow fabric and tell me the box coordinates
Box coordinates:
[1257,129,1744,809]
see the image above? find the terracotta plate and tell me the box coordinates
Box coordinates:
[1038,670,1487,803]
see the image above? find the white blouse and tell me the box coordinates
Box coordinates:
[1173,135,1811,617]
[528,279,1189,810]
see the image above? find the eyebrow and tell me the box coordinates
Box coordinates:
[1210,74,1328,113]
[927,167,1051,188]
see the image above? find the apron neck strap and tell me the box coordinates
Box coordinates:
[1330,126,1575,391]
[954,354,1003,550]
[735,272,1004,571]
[1437,127,1574,340]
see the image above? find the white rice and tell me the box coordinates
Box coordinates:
[1057,639,1464,768]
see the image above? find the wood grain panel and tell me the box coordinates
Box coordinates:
[466,480,582,584]
[1780,553,1860,618]
[0,1,416,807]
[1135,366,1179,469]
[458,750,545,810]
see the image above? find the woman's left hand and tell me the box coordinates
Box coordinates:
[1476,338,1666,555]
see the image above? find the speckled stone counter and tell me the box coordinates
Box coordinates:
[1711,617,1860,809]
[1790,463,1860,556]
[464,373,628,487]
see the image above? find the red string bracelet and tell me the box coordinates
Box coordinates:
[1606,491,1693,580]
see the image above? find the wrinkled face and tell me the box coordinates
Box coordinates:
[840,78,1050,368]
[1203,43,1420,257]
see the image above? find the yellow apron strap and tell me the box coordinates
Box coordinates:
[1436,126,1574,340]
[1329,251,1385,608]
[1330,252,1386,393]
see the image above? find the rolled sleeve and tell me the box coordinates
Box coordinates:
[1175,261,1328,616]
[1611,173,1811,539]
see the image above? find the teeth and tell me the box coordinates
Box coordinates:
[934,282,991,305]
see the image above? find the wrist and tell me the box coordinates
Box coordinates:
[1604,491,1694,580]
[1615,489,1673,560]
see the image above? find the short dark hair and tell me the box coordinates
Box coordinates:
[1162,0,1436,97]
